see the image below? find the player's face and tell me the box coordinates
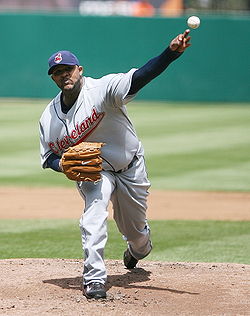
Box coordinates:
[51,65,83,92]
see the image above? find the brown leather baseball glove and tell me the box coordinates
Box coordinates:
[60,142,104,182]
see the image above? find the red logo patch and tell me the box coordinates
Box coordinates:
[54,53,62,64]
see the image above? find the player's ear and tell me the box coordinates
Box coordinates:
[51,74,56,82]
[78,66,83,75]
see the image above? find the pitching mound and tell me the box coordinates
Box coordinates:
[1,258,249,315]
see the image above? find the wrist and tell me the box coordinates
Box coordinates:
[59,158,64,172]
[168,46,183,55]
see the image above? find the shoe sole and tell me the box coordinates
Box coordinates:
[123,250,138,269]
[83,290,107,299]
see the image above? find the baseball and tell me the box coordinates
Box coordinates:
[187,16,200,29]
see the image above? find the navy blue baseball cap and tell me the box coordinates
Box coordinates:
[48,50,80,75]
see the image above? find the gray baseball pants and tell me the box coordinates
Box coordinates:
[77,154,152,286]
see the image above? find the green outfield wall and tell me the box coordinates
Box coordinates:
[0,13,249,102]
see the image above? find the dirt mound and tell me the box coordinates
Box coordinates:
[0,258,249,316]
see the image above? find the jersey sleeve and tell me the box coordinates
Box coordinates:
[39,120,53,168]
[105,68,137,107]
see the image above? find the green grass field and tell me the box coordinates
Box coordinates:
[0,99,249,191]
[1,219,249,264]
[0,99,249,264]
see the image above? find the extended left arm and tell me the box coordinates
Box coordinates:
[128,29,191,95]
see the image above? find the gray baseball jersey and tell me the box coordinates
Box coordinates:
[40,69,143,171]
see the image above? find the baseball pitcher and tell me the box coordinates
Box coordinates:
[39,29,191,299]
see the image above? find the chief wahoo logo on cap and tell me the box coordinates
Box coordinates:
[54,53,63,64]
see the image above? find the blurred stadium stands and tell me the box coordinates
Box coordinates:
[0,0,249,16]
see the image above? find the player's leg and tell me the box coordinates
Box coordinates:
[111,155,152,266]
[77,171,115,297]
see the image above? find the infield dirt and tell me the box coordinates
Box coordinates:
[0,187,249,316]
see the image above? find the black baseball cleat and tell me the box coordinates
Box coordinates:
[83,282,106,299]
[123,248,138,269]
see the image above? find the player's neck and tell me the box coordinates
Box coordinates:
[62,92,79,107]
[61,79,83,109]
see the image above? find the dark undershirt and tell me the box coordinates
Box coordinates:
[128,47,181,95]
[46,47,182,172]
